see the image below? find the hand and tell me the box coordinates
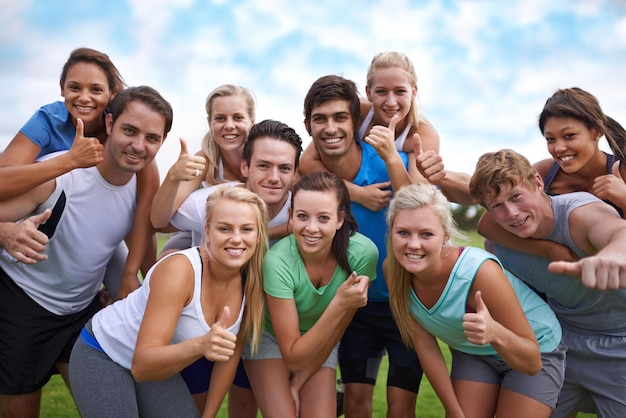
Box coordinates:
[549,256,626,290]
[98,287,114,308]
[202,306,237,362]
[413,133,446,184]
[0,209,51,264]
[168,138,206,182]
[593,161,626,208]
[352,181,392,211]
[116,271,141,300]
[363,114,400,162]
[462,291,495,345]
[67,118,104,169]
[336,272,369,309]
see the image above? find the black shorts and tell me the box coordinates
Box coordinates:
[338,302,423,391]
[0,267,100,394]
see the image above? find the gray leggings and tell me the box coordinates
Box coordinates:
[69,337,200,418]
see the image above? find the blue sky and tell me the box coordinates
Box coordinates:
[2,0,626,177]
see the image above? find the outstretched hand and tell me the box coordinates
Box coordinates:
[168,138,206,182]
[462,291,496,345]
[67,118,104,169]
[549,256,626,290]
[202,306,237,362]
[1,209,51,264]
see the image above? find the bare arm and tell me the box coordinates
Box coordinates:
[549,201,626,289]
[150,139,206,229]
[466,260,541,375]
[477,211,578,262]
[268,273,368,372]
[411,134,474,205]
[0,210,51,264]
[117,160,160,299]
[202,335,245,418]
[409,322,465,418]
[131,256,237,381]
[0,120,103,201]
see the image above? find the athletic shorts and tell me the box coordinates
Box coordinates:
[180,358,251,393]
[338,302,422,390]
[551,327,626,417]
[450,343,566,408]
[243,329,338,369]
[0,269,100,394]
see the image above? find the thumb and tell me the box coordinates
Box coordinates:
[75,118,85,139]
[412,133,423,156]
[214,306,230,329]
[474,291,487,313]
[179,138,190,156]
[30,208,52,227]
[388,114,400,134]
[346,271,357,286]
[612,160,622,179]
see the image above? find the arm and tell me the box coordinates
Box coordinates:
[0,120,103,201]
[269,222,290,242]
[477,211,578,262]
[268,272,368,372]
[411,134,474,205]
[362,115,412,192]
[117,160,160,299]
[548,201,626,289]
[409,322,465,418]
[202,335,245,418]
[592,160,626,213]
[0,210,51,264]
[150,139,206,229]
[131,255,237,382]
[465,260,541,375]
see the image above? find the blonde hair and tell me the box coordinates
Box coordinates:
[204,186,268,351]
[469,149,539,207]
[366,51,424,127]
[385,183,464,347]
[201,85,256,185]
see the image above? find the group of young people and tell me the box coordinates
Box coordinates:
[0,46,625,418]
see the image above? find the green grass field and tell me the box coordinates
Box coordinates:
[39,231,595,417]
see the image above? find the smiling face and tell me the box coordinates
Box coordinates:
[544,116,602,174]
[391,206,448,276]
[308,99,356,158]
[204,199,258,272]
[366,66,416,128]
[61,62,112,127]
[105,100,165,176]
[209,95,254,153]
[482,176,553,239]
[241,136,297,216]
[290,189,344,259]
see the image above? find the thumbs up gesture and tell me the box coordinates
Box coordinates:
[413,133,446,184]
[462,291,495,345]
[1,209,52,264]
[593,160,626,206]
[202,306,237,362]
[363,114,401,161]
[67,118,104,169]
[168,138,207,182]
